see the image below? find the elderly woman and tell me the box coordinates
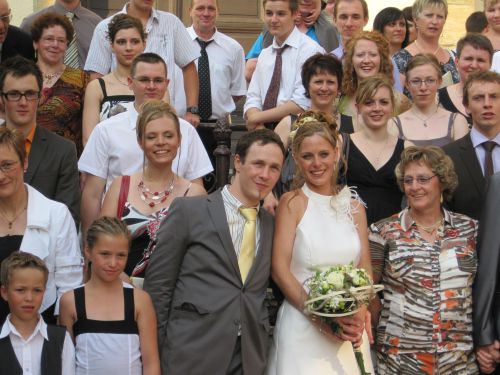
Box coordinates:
[339,31,410,131]
[438,33,493,125]
[100,100,206,277]
[391,54,469,147]
[394,0,459,96]
[0,128,83,325]
[369,146,479,374]
[31,12,89,155]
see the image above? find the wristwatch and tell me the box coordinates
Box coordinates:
[186,106,199,115]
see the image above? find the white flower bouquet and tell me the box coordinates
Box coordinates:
[304,263,383,375]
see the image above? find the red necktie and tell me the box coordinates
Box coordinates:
[262,45,287,111]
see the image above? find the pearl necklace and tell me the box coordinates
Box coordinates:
[137,174,175,208]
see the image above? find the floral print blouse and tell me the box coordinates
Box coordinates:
[369,208,478,355]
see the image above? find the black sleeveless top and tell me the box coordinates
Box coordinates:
[438,87,472,126]
[73,285,139,337]
[98,78,135,120]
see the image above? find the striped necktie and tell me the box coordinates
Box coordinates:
[64,12,79,68]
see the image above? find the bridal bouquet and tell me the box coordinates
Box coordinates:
[304,263,383,375]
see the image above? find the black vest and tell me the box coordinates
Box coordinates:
[0,324,66,375]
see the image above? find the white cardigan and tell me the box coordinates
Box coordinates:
[20,184,83,315]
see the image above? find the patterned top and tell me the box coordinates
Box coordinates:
[37,66,89,155]
[369,208,477,355]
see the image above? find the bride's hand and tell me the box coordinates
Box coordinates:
[334,315,365,347]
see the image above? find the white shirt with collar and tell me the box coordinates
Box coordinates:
[78,102,213,191]
[0,315,75,375]
[22,185,83,315]
[221,185,261,258]
[470,127,500,176]
[174,26,246,119]
[84,3,199,110]
[244,26,325,115]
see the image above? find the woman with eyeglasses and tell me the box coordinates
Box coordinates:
[82,14,146,146]
[369,146,479,374]
[0,127,83,326]
[390,54,468,147]
[30,12,89,155]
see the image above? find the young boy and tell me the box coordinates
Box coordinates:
[0,252,75,375]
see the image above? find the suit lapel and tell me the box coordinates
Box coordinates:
[459,134,485,194]
[24,126,47,184]
[207,191,241,279]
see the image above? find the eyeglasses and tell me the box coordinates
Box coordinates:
[1,91,41,102]
[402,174,437,185]
[408,78,438,88]
[132,77,167,86]
[0,160,19,173]
[0,12,11,23]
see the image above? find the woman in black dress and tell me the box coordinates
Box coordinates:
[347,76,411,224]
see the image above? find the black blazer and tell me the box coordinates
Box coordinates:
[474,172,500,351]
[442,133,485,220]
[25,126,80,228]
[1,26,35,62]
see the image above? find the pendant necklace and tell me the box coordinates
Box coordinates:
[412,106,439,127]
[113,70,129,86]
[0,204,27,230]
[138,174,175,208]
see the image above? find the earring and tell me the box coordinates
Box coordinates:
[440,193,443,204]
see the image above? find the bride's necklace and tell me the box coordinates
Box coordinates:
[412,106,439,127]
[113,70,129,86]
[138,174,175,208]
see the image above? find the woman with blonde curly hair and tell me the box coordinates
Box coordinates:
[369,145,479,374]
[391,54,469,147]
[338,31,410,131]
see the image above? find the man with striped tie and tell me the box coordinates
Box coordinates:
[20,0,101,69]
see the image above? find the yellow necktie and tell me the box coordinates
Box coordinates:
[238,207,257,283]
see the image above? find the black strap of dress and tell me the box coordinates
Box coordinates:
[97,78,108,99]
[73,286,138,336]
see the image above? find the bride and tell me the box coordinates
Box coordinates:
[267,120,374,374]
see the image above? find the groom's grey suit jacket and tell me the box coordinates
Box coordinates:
[144,190,273,375]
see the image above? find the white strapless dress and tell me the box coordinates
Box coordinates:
[266,184,374,375]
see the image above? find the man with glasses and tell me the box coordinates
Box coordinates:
[79,53,212,236]
[20,0,101,69]
[443,70,500,220]
[0,0,34,62]
[0,56,80,226]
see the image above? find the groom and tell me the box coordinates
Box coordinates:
[144,129,285,375]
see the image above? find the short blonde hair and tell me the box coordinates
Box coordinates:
[395,146,457,201]
[0,252,48,287]
[412,0,448,20]
[0,127,26,167]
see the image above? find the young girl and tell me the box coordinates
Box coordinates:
[59,217,160,375]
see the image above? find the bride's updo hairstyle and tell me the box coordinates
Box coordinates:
[290,117,342,194]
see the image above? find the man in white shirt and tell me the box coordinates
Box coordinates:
[244,0,325,130]
[184,0,246,168]
[84,0,201,126]
[79,53,212,235]
[443,70,500,220]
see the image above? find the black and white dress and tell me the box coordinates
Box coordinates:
[73,283,141,374]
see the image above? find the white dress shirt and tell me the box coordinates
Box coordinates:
[470,127,500,175]
[84,4,199,109]
[22,185,83,315]
[244,26,325,115]
[78,102,213,191]
[174,26,246,119]
[0,315,75,375]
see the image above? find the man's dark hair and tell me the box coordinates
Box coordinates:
[373,7,410,49]
[130,53,168,78]
[456,33,493,63]
[0,56,43,92]
[301,53,343,98]
[235,129,285,163]
[466,11,488,34]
